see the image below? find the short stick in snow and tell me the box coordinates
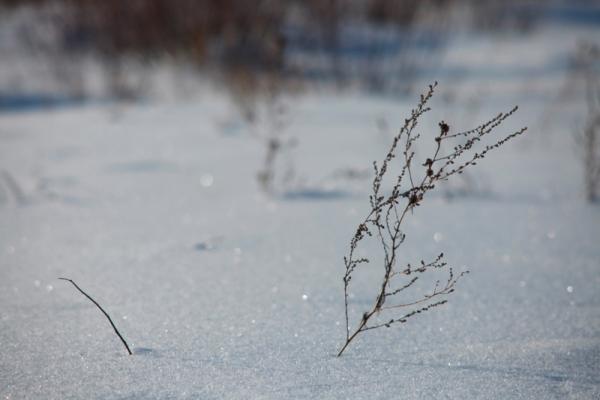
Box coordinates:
[338,82,527,356]
[59,278,132,355]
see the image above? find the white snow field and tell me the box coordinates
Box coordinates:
[1,23,600,400]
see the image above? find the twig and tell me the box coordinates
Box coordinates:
[59,277,132,355]
[1,170,27,205]
[338,82,527,356]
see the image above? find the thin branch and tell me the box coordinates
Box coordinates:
[338,82,527,356]
[59,277,132,355]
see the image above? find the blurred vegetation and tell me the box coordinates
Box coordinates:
[0,1,544,86]
[0,0,584,101]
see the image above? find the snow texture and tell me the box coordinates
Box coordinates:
[1,20,600,400]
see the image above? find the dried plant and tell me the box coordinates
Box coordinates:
[579,44,600,203]
[338,82,527,356]
[581,83,600,203]
[257,134,297,195]
[59,278,132,355]
[254,94,298,195]
[547,42,600,203]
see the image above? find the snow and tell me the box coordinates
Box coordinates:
[1,21,600,400]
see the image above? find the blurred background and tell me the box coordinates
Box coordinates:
[0,1,597,106]
[0,0,600,201]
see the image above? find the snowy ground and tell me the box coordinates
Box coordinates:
[1,20,600,400]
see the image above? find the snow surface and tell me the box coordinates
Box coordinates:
[1,23,600,400]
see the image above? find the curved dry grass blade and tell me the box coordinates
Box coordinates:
[59,277,132,355]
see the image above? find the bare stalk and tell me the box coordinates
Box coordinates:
[583,63,600,203]
[339,82,527,356]
[59,277,132,356]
